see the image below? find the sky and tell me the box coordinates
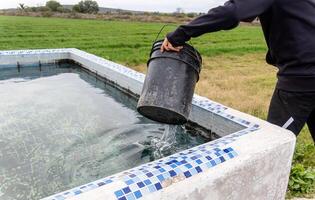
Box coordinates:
[0,0,226,13]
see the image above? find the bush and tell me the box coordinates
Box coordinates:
[38,6,50,12]
[46,0,62,12]
[25,6,49,12]
[172,13,186,18]
[42,11,53,17]
[56,7,71,13]
[289,164,315,195]
[29,7,38,12]
[288,142,315,196]
[294,143,315,167]
[123,11,133,16]
[187,13,197,18]
[72,0,99,14]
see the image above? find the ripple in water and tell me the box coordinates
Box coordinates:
[140,125,206,161]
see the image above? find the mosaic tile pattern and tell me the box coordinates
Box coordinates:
[0,49,261,200]
[192,95,258,128]
[113,147,237,200]
[0,49,72,56]
[44,125,259,200]
[70,49,146,83]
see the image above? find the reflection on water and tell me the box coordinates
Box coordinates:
[0,64,208,200]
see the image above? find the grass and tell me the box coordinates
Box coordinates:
[0,16,265,65]
[0,15,314,197]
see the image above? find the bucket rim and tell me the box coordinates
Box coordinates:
[150,46,202,66]
[147,56,201,81]
[152,40,202,64]
[137,105,188,125]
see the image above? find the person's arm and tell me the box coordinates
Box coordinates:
[165,0,274,47]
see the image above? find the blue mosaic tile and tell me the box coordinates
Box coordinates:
[125,179,134,185]
[196,159,203,164]
[184,171,192,178]
[115,190,124,198]
[143,179,152,185]
[158,168,166,173]
[136,182,145,188]
[206,156,212,160]
[154,183,162,191]
[157,174,164,182]
[73,190,81,195]
[125,193,135,200]
[122,187,131,194]
[196,166,202,173]
[134,190,142,199]
[180,160,187,164]
[210,160,217,167]
[148,184,156,193]
[169,170,177,177]
[97,182,105,186]
[129,174,136,178]
[146,172,153,177]
[185,163,193,169]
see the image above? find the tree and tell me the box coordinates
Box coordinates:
[72,4,81,13]
[45,0,62,12]
[18,3,26,10]
[72,0,99,14]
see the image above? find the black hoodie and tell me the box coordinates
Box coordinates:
[167,0,315,92]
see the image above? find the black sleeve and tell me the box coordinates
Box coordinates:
[167,0,274,46]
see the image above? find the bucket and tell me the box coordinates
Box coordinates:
[137,39,202,125]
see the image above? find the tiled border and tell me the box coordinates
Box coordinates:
[0,49,260,200]
[46,126,259,200]
[0,49,71,55]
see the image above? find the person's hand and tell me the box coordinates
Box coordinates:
[160,38,183,52]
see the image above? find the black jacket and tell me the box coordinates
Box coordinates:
[167,0,315,92]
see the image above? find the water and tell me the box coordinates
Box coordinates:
[0,63,209,200]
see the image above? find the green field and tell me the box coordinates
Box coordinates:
[0,15,266,65]
[0,15,314,197]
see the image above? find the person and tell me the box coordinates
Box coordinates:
[161,0,315,142]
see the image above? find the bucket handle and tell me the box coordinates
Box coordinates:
[153,24,175,44]
[154,24,202,65]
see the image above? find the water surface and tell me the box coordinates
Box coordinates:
[0,63,208,199]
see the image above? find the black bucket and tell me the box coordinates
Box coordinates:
[137,40,202,125]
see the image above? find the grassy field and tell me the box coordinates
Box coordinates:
[0,15,314,197]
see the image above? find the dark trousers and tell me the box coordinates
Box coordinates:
[267,88,315,143]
